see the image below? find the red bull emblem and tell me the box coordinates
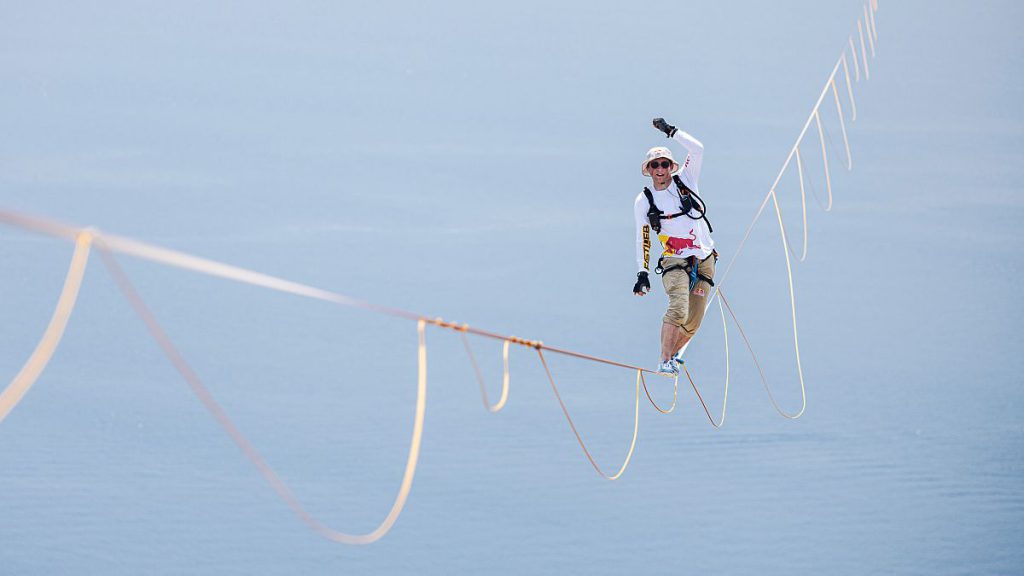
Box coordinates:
[664,230,702,255]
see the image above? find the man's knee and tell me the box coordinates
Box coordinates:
[663,291,690,327]
[663,311,687,328]
[679,307,704,338]
[679,322,698,338]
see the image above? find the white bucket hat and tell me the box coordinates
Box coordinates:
[641,146,680,176]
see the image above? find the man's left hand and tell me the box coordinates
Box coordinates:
[653,118,677,138]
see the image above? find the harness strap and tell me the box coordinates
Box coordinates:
[672,175,715,234]
[655,253,717,290]
[642,187,662,234]
[643,177,715,236]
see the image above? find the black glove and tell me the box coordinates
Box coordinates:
[633,271,651,295]
[652,118,677,138]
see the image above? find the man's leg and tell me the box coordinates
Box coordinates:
[661,322,684,362]
[678,255,717,354]
[671,330,691,358]
[660,259,690,362]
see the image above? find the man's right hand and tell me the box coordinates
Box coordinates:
[633,271,651,296]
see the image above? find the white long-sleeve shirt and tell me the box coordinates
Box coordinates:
[634,130,714,272]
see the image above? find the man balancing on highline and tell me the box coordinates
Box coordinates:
[632,118,717,376]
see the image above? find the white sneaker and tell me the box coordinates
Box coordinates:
[671,355,685,372]
[657,360,678,375]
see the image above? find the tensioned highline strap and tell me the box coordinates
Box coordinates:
[0,209,668,545]
[678,0,880,422]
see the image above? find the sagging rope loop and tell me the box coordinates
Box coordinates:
[460,333,511,413]
[640,370,678,414]
[98,239,430,545]
[535,348,639,481]
[0,231,92,423]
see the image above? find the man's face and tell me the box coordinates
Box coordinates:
[648,158,673,186]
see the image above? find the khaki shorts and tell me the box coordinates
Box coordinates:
[661,254,717,337]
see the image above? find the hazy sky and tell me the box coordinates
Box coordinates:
[3,1,1020,236]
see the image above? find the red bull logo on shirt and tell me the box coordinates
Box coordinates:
[660,230,702,256]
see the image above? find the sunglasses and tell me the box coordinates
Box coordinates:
[648,160,672,170]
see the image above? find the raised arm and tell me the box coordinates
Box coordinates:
[672,129,703,187]
[653,118,705,189]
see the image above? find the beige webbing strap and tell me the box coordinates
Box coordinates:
[641,370,678,414]
[461,333,510,413]
[99,242,428,544]
[0,232,92,423]
[535,349,639,481]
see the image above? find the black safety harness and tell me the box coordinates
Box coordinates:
[642,174,713,235]
[655,251,718,291]
[644,175,717,290]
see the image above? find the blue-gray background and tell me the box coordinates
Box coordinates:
[1,1,1022,574]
